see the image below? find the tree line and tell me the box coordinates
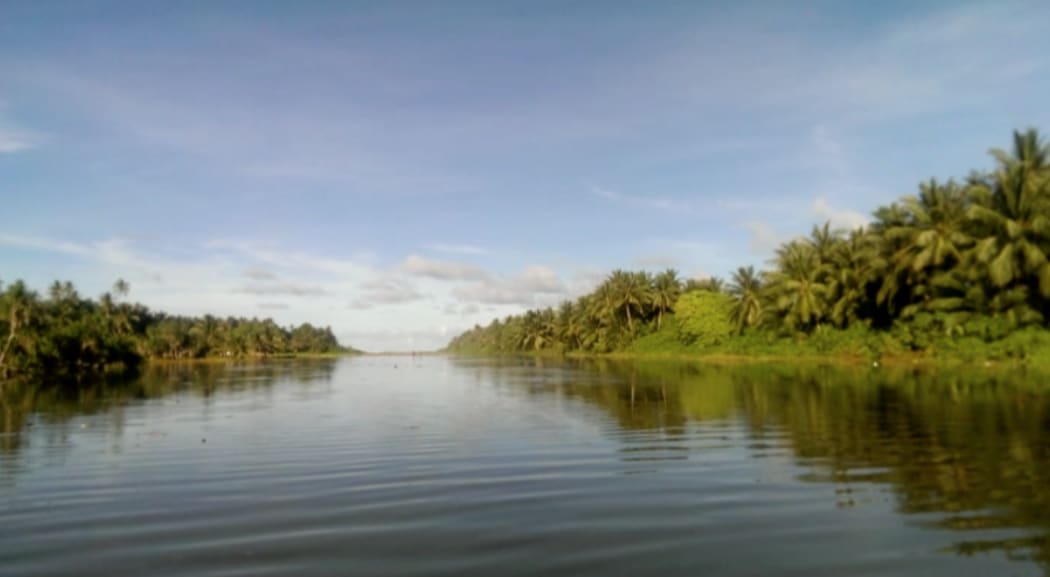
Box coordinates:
[0,279,353,379]
[447,129,1050,359]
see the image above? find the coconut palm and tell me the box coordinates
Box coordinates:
[875,179,973,318]
[967,128,1050,322]
[607,270,652,332]
[826,230,874,327]
[728,266,763,332]
[686,276,725,293]
[809,221,842,264]
[651,269,681,329]
[763,240,829,332]
[0,281,37,377]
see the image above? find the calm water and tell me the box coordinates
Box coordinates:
[3,357,1050,576]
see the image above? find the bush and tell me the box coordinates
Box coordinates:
[674,291,734,348]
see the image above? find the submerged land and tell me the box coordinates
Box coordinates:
[448,129,1050,368]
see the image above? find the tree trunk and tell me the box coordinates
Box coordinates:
[0,308,18,377]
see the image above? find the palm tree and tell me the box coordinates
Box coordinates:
[967,128,1050,322]
[874,179,972,318]
[728,266,763,332]
[556,301,585,350]
[763,240,829,333]
[113,278,130,299]
[0,281,37,377]
[826,230,874,327]
[651,269,681,329]
[607,270,652,332]
[809,221,842,264]
[686,276,725,293]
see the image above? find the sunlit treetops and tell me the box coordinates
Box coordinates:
[448,128,1050,356]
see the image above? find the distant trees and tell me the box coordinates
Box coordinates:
[447,128,1050,358]
[0,279,352,379]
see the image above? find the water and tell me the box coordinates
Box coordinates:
[2,356,1050,576]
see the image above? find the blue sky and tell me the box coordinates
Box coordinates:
[2,1,1049,351]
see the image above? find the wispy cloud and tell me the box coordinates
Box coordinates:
[452,265,567,306]
[744,221,780,256]
[0,233,93,256]
[234,282,327,297]
[401,254,489,281]
[206,239,371,276]
[243,267,278,281]
[0,126,36,153]
[349,276,424,309]
[811,198,869,230]
[591,186,691,213]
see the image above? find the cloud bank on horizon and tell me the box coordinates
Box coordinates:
[1,1,1048,351]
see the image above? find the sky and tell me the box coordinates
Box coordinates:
[2,1,1049,351]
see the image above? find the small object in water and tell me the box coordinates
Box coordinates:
[201,438,207,443]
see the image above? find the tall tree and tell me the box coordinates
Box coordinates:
[728,266,763,332]
[967,128,1050,323]
[651,269,681,329]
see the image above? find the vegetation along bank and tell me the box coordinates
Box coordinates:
[0,279,356,380]
[447,129,1050,366]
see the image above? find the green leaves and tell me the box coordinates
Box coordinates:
[448,128,1050,356]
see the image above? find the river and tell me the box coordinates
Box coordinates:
[2,356,1049,576]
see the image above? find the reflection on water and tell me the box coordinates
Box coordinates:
[454,357,1050,568]
[3,356,1050,576]
[1,360,337,458]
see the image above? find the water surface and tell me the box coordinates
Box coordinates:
[3,356,1050,576]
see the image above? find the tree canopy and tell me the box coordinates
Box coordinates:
[448,129,1050,360]
[0,279,355,380]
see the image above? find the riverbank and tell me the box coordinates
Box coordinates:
[145,351,363,364]
[447,335,1050,371]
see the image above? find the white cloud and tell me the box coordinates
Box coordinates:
[205,239,373,277]
[0,127,35,153]
[744,221,780,255]
[234,282,327,296]
[349,276,423,309]
[258,302,290,310]
[516,265,566,294]
[566,269,606,298]
[401,254,489,281]
[442,302,481,316]
[0,233,92,256]
[341,327,454,353]
[243,267,277,281]
[811,198,869,230]
[453,264,567,307]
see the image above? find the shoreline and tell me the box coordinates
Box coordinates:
[145,351,363,365]
[445,349,1036,370]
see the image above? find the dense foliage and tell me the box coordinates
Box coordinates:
[447,129,1050,361]
[0,279,353,379]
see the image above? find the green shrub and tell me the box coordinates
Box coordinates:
[674,291,734,348]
